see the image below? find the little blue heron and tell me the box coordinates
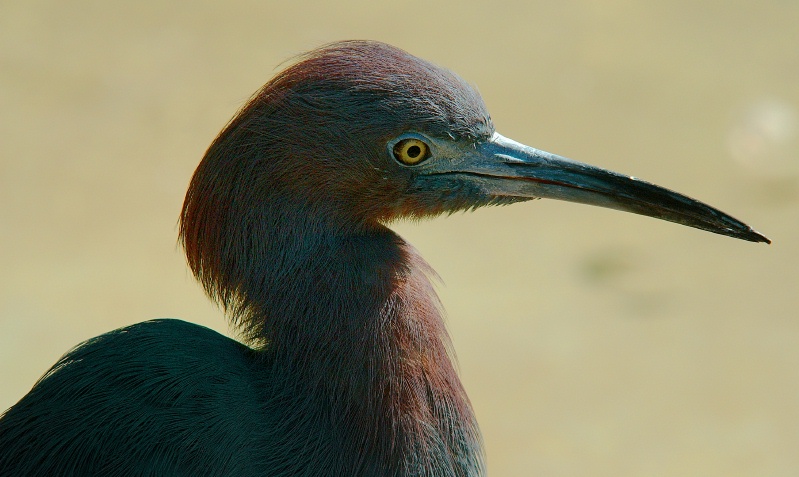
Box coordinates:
[0,41,768,476]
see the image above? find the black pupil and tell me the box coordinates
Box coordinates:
[407,145,421,158]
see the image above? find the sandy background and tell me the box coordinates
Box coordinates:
[1,1,797,475]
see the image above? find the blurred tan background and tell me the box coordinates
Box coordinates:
[1,1,797,475]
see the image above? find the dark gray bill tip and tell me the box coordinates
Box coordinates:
[735,227,771,244]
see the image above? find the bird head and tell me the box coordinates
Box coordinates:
[184,41,768,243]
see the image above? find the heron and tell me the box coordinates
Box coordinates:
[0,40,769,476]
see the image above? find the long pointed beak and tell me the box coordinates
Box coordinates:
[437,133,770,243]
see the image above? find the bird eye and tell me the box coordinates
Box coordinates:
[392,138,430,165]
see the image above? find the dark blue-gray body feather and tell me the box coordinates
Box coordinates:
[0,320,266,476]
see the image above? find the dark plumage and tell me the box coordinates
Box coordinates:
[0,40,768,476]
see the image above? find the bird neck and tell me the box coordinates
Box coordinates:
[241,209,483,475]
